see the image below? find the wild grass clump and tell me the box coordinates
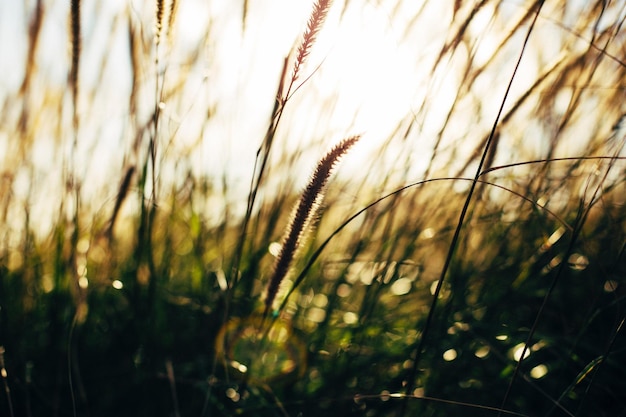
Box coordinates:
[0,0,625,417]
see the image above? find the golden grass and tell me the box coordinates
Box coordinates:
[155,0,165,47]
[1,1,625,415]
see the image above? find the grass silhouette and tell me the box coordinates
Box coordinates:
[0,0,624,416]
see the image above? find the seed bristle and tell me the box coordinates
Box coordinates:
[264,135,360,317]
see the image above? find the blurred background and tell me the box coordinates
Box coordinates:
[0,0,625,416]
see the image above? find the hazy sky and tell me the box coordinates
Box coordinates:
[1,0,623,235]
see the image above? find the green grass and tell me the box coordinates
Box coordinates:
[1,0,625,416]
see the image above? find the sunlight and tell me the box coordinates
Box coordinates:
[512,343,531,361]
[443,348,457,361]
[530,364,548,379]
[3,1,625,415]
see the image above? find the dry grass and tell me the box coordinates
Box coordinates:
[289,0,333,95]
[0,0,625,416]
[264,135,360,317]
[69,0,81,102]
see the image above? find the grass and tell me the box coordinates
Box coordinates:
[0,0,625,416]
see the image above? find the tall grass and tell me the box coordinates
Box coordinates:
[0,0,625,416]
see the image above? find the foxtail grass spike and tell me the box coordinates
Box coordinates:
[69,0,81,130]
[155,0,165,46]
[69,0,80,92]
[264,135,360,317]
[291,0,332,86]
[166,0,178,44]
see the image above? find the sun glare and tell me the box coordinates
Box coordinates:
[3,1,625,414]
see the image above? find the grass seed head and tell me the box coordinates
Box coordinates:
[264,135,360,316]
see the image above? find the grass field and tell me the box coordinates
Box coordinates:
[1,0,625,416]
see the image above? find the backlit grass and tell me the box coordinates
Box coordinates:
[0,1,625,416]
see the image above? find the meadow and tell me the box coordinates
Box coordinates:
[0,0,625,416]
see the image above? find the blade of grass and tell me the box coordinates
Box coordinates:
[402,4,546,414]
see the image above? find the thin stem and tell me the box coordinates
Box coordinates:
[402,2,546,414]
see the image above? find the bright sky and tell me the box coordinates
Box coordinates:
[1,0,623,237]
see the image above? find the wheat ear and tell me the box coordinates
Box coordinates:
[264,135,360,317]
